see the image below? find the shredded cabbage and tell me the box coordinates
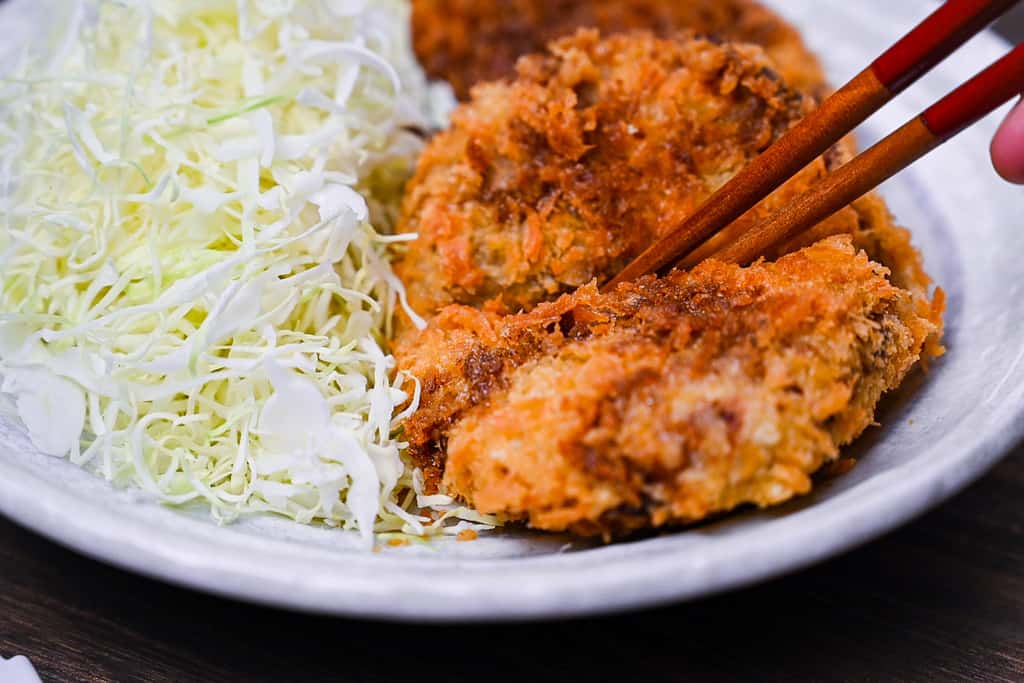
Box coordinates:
[0,0,494,546]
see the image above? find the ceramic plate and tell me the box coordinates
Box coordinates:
[1,0,1022,622]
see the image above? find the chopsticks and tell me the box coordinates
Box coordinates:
[709,43,1024,266]
[605,0,1023,289]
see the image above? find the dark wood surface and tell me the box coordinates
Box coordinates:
[2,9,1023,683]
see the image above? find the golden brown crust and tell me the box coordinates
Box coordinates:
[395,31,945,538]
[397,30,943,355]
[397,237,940,536]
[396,31,830,324]
[411,0,828,99]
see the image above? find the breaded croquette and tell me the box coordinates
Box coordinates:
[398,237,941,537]
[396,31,832,322]
[411,0,828,99]
[393,30,944,539]
[396,31,938,332]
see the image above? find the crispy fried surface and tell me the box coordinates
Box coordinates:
[398,237,941,536]
[394,31,944,538]
[411,0,827,99]
[396,31,939,337]
[396,31,839,323]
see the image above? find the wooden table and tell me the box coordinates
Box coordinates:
[2,10,1023,683]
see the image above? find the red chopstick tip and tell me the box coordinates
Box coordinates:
[922,43,1024,140]
[991,99,1024,183]
[871,0,1021,92]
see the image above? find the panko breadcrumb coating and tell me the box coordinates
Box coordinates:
[396,31,845,324]
[411,0,828,99]
[393,31,944,539]
[396,31,936,332]
[398,237,942,537]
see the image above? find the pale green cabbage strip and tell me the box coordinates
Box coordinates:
[0,0,494,547]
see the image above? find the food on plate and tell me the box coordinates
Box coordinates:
[398,237,942,536]
[0,0,946,545]
[393,30,944,537]
[411,0,828,99]
[394,31,936,328]
[0,0,493,546]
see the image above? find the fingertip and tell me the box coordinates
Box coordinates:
[992,101,1024,184]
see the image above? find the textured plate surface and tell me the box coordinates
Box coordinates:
[1,0,1022,622]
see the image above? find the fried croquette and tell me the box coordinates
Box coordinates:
[397,237,942,537]
[411,0,828,99]
[396,31,841,323]
[396,31,938,333]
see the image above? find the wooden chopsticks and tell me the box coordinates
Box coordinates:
[709,43,1024,267]
[605,0,1023,289]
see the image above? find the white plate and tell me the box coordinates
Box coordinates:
[1,0,1022,622]
[0,657,42,683]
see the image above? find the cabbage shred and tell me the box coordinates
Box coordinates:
[0,0,487,546]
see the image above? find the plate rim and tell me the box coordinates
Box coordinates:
[2,373,1022,623]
